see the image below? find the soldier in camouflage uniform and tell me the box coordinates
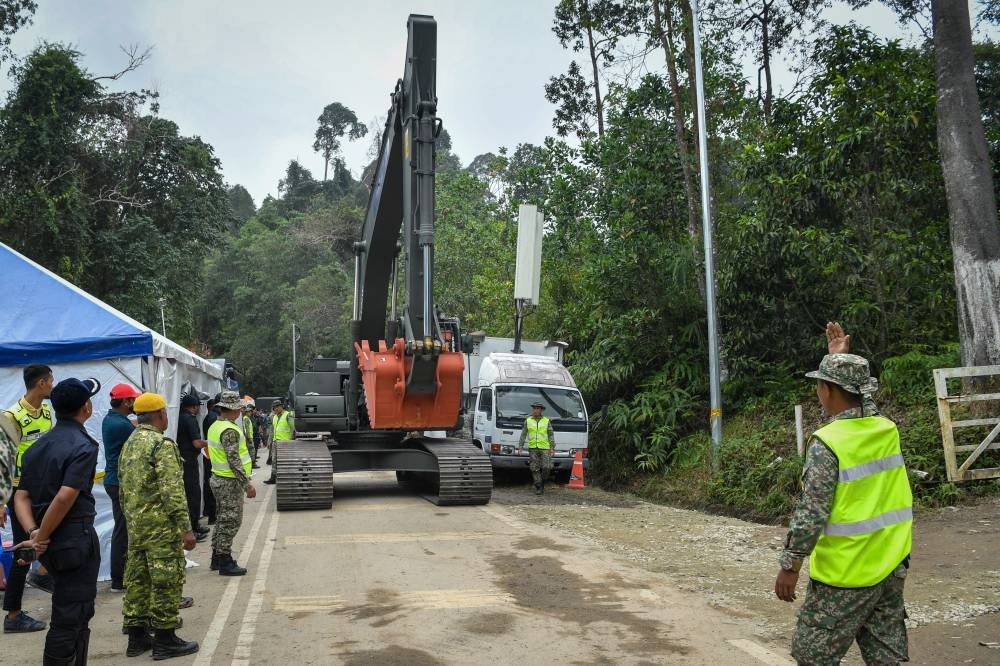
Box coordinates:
[119,393,199,660]
[206,391,257,576]
[775,323,911,666]
[519,402,556,495]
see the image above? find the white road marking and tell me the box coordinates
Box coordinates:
[231,501,280,665]
[727,639,795,665]
[285,531,503,544]
[192,484,273,666]
[273,588,515,613]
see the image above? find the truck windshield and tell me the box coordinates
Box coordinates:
[495,386,586,421]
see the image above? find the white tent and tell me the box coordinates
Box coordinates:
[0,243,223,580]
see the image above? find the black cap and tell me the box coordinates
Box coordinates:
[180,393,201,407]
[51,378,101,414]
[271,399,283,407]
[530,402,544,409]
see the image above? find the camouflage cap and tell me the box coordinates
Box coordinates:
[216,390,245,411]
[806,353,879,395]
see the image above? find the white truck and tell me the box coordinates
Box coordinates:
[463,336,589,478]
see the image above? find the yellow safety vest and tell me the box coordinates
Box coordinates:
[525,416,552,450]
[271,411,293,441]
[242,414,254,443]
[809,416,913,588]
[207,419,252,479]
[5,400,53,486]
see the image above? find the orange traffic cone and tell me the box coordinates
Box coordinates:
[567,450,586,489]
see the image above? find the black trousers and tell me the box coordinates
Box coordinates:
[103,485,127,587]
[39,522,99,664]
[2,495,28,612]
[201,456,216,520]
[181,454,202,530]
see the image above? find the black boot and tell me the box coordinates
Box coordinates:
[217,553,247,576]
[151,628,199,660]
[210,550,220,571]
[533,482,542,495]
[126,626,152,657]
[539,481,545,495]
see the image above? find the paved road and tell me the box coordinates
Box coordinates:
[7,471,797,665]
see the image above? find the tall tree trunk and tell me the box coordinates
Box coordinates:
[654,0,700,245]
[585,20,605,138]
[323,151,330,181]
[761,1,773,120]
[679,0,699,144]
[932,0,1000,367]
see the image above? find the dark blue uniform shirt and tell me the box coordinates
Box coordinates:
[20,419,99,524]
[101,410,134,486]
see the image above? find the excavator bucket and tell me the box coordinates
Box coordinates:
[355,338,464,429]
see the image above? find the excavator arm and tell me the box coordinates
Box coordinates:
[348,14,463,430]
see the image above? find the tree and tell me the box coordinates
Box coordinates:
[0,0,35,63]
[546,0,644,138]
[277,160,320,214]
[651,0,700,243]
[227,184,256,226]
[931,0,1000,367]
[707,0,828,120]
[312,102,366,181]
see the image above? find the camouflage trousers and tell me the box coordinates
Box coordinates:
[210,475,245,555]
[792,570,908,666]
[529,448,553,486]
[122,548,185,629]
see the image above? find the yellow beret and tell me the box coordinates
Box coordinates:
[133,392,168,414]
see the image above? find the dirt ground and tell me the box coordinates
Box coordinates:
[493,473,1000,665]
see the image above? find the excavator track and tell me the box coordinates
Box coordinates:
[274,440,334,511]
[417,438,493,506]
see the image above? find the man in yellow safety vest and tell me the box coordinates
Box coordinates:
[518,401,555,496]
[1,364,55,632]
[775,323,912,665]
[263,399,293,485]
[206,391,256,576]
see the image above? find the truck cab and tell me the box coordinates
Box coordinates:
[470,351,589,476]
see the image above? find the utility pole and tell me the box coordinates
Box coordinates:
[691,0,723,459]
[157,297,167,337]
[291,323,299,375]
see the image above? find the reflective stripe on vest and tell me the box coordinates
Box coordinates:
[525,416,551,449]
[271,412,293,441]
[6,401,53,485]
[206,419,252,478]
[809,416,913,588]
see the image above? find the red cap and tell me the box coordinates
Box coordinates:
[109,383,142,400]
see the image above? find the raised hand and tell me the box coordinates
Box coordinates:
[826,321,850,354]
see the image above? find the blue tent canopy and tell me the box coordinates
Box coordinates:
[0,244,154,366]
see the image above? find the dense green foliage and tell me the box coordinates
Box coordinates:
[0,45,228,341]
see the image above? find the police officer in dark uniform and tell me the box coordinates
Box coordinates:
[13,377,102,666]
[177,393,209,541]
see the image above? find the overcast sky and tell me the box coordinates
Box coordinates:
[2,1,960,206]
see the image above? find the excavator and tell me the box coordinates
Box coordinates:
[273,14,493,510]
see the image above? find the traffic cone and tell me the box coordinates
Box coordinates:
[567,450,586,489]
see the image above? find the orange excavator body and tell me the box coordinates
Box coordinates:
[355,338,464,429]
